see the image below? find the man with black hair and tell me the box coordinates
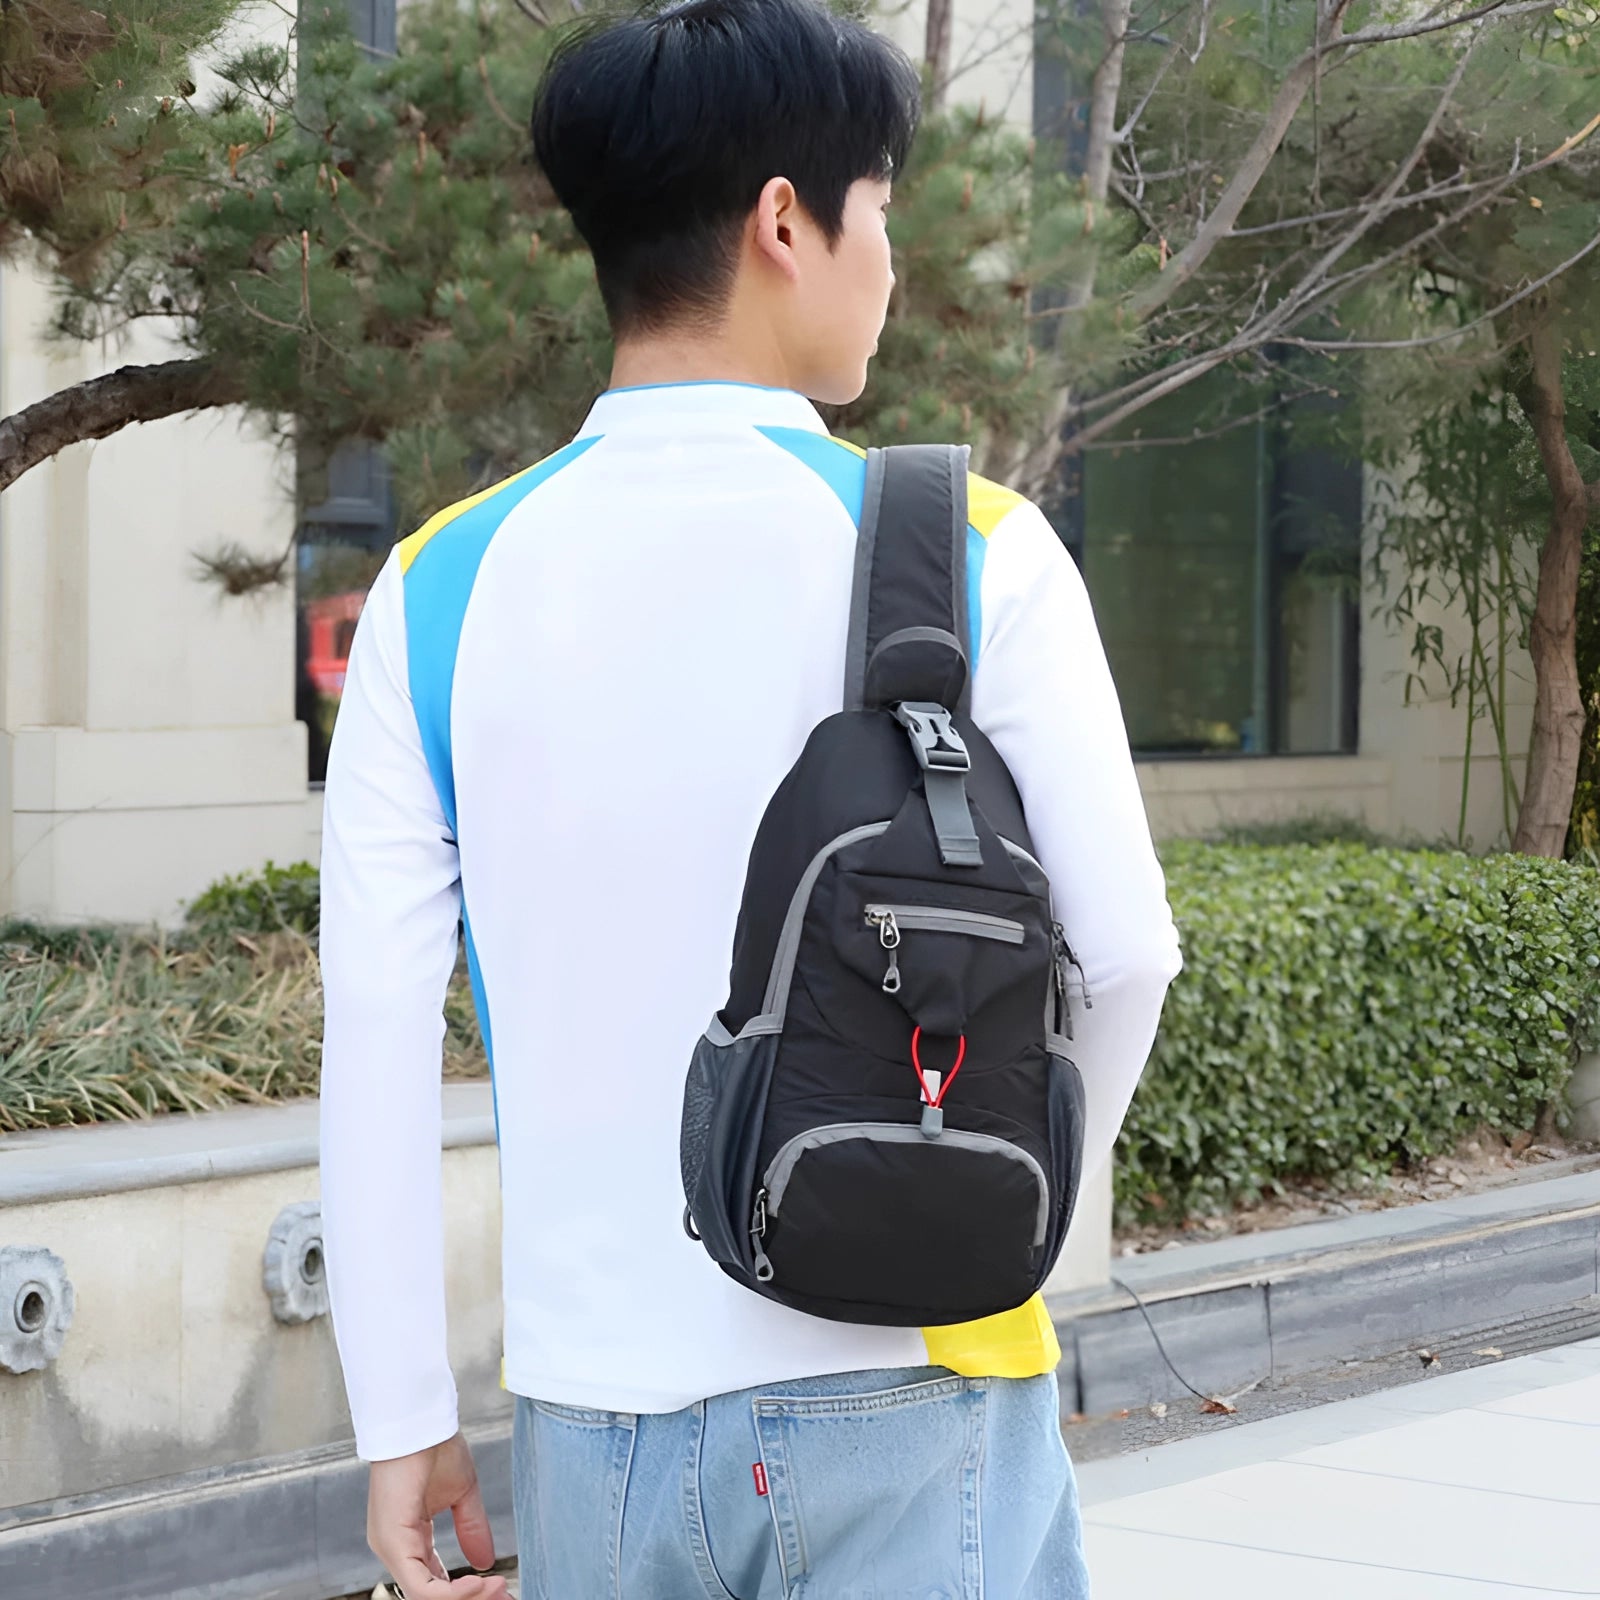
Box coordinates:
[318,1,1180,1595]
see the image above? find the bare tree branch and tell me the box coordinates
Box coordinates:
[1125,0,1563,322]
[1268,29,1483,320]
[1226,167,1475,237]
[1128,0,1357,318]
[1277,231,1600,352]
[0,360,246,493]
[1114,30,1185,144]
[1333,0,1559,51]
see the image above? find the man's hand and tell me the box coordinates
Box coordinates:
[368,1432,511,1599]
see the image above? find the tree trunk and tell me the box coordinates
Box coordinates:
[1513,315,1590,857]
[923,0,953,111]
[0,359,246,492]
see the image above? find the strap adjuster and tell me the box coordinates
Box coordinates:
[894,702,971,773]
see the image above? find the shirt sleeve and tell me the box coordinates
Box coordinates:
[971,500,1183,1183]
[318,551,465,1462]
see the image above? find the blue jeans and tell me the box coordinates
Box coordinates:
[511,1366,1090,1599]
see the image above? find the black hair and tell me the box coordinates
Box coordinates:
[532,0,920,335]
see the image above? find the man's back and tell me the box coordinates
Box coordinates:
[320,380,1180,1457]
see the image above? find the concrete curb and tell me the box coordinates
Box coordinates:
[0,1418,513,1600]
[0,1085,497,1205]
[1047,1166,1600,1415]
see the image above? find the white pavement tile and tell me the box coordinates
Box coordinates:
[1479,1372,1600,1428]
[1083,1523,1596,1599]
[1080,1342,1600,1598]
[1294,1406,1600,1502]
[1077,1339,1600,1508]
[1083,1458,1597,1590]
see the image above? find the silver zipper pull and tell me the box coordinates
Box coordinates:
[751,1190,774,1283]
[1053,921,1092,1009]
[868,908,903,994]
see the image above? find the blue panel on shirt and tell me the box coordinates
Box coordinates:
[758,427,986,667]
[757,427,869,527]
[967,523,986,669]
[402,436,601,835]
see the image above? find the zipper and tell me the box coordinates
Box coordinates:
[751,1188,774,1282]
[864,904,1026,943]
[763,1123,1051,1247]
[866,907,903,994]
[864,904,1025,996]
[1052,921,1093,1010]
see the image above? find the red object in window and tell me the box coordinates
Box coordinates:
[304,590,368,697]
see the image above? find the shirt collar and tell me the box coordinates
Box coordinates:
[576,381,828,438]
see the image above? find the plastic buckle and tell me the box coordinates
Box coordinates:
[894,702,971,773]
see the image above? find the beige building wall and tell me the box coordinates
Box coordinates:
[0,258,308,926]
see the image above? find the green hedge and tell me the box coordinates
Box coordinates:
[1120,843,1600,1222]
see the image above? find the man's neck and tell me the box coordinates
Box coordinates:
[608,325,796,395]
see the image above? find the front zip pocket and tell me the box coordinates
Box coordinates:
[863,904,1026,997]
[755,1121,1051,1316]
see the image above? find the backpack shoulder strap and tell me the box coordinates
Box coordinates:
[843,443,972,717]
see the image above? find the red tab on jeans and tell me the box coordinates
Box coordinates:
[752,1462,769,1497]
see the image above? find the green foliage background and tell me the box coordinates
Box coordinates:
[1117,842,1600,1222]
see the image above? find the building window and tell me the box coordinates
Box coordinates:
[1073,374,1361,758]
[297,442,397,782]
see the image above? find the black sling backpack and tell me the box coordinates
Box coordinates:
[679,444,1087,1327]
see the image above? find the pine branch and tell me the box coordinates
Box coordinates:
[0,360,245,492]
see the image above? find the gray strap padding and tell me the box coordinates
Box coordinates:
[924,769,983,868]
[843,449,890,713]
[843,445,972,715]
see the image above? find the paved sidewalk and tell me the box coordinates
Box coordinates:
[1076,1336,1600,1597]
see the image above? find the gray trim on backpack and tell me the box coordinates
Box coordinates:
[762,1121,1051,1246]
[843,449,891,713]
[862,905,1026,942]
[716,820,895,1042]
[1046,1032,1075,1059]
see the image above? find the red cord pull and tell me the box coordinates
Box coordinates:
[911,1027,966,1108]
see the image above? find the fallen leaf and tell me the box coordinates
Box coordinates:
[1150,1402,1169,1420]
[1110,1408,1131,1420]
[1473,1347,1504,1360]
[1200,1397,1238,1415]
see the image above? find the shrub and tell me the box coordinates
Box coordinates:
[1119,843,1600,1222]
[0,865,487,1132]
[1206,813,1407,850]
[186,860,322,939]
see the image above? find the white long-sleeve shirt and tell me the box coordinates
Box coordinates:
[319,381,1181,1462]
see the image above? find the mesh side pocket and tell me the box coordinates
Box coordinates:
[679,1027,780,1275]
[680,1032,723,1206]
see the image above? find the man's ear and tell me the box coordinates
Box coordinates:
[752,175,802,283]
